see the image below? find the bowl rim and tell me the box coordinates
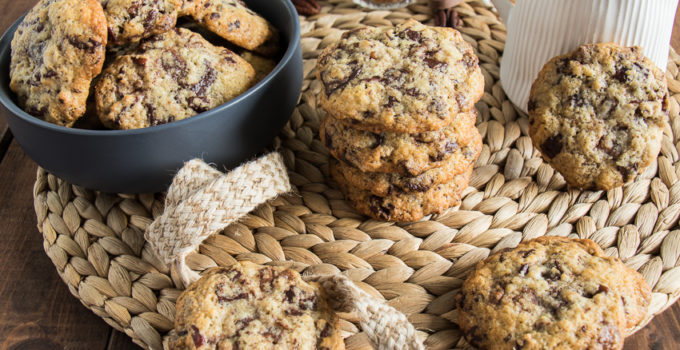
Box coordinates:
[0,0,301,137]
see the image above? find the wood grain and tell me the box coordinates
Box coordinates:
[0,1,678,349]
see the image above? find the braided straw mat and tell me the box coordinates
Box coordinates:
[32,0,680,349]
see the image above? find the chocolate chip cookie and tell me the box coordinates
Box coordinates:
[9,0,107,127]
[95,27,255,129]
[331,130,481,197]
[457,236,651,350]
[100,0,182,47]
[331,163,472,222]
[316,19,484,133]
[528,43,668,190]
[320,110,478,176]
[184,0,279,54]
[167,261,344,349]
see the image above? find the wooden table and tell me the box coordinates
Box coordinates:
[1,1,680,349]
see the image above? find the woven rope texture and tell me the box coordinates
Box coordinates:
[33,1,680,349]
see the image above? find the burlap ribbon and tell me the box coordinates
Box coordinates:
[145,153,291,287]
[145,153,424,349]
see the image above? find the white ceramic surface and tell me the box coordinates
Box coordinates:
[490,0,678,114]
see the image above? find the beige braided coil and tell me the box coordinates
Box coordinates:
[32,1,680,349]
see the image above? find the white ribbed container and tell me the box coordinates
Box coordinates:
[491,0,679,114]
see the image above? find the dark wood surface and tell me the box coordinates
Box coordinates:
[0,1,680,349]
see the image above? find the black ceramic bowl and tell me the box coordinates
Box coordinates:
[0,0,302,193]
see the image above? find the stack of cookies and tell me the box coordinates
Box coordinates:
[316,19,485,222]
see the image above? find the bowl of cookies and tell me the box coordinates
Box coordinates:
[0,0,302,193]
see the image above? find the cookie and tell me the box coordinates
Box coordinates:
[100,0,182,47]
[316,19,484,133]
[320,109,478,176]
[528,43,668,190]
[167,261,344,349]
[185,0,279,54]
[331,163,472,222]
[9,0,107,127]
[332,130,481,196]
[240,51,276,83]
[457,236,651,350]
[95,28,255,129]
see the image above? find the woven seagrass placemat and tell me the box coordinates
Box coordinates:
[32,0,680,349]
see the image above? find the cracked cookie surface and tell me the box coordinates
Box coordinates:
[95,27,255,129]
[100,0,182,47]
[457,236,651,350]
[167,261,344,350]
[184,0,279,54]
[316,19,483,133]
[332,130,481,197]
[528,43,668,190]
[320,110,478,176]
[10,0,107,126]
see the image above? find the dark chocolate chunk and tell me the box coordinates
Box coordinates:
[191,325,205,347]
[541,134,563,158]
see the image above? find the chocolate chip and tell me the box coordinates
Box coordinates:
[424,57,447,71]
[404,182,429,192]
[190,325,204,347]
[402,29,421,41]
[320,322,332,338]
[323,67,361,96]
[384,95,398,108]
[466,325,483,347]
[146,104,158,126]
[404,88,422,97]
[191,64,217,97]
[285,288,295,303]
[67,36,102,53]
[259,267,275,290]
[286,308,303,316]
[177,330,188,336]
[131,56,147,66]
[462,52,477,68]
[210,12,221,20]
[231,270,242,282]
[262,329,282,344]
[300,293,317,311]
[217,292,248,303]
[540,134,563,159]
[597,284,609,294]
[369,195,395,219]
[236,316,254,331]
[228,20,241,31]
[617,164,637,181]
[519,264,529,276]
[370,133,385,149]
[527,99,537,112]
[613,66,630,83]
[567,94,586,108]
[323,129,333,149]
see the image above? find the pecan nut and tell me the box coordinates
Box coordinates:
[292,0,321,16]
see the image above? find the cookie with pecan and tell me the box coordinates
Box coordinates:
[457,236,651,350]
[316,19,484,133]
[167,261,344,349]
[9,0,107,127]
[95,28,255,129]
[528,43,668,190]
